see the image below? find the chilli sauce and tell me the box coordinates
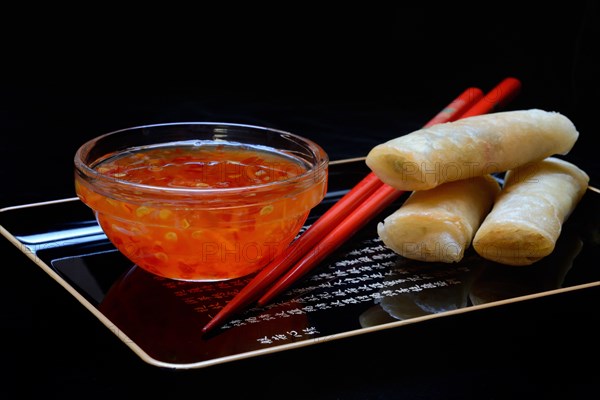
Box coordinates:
[75,143,327,281]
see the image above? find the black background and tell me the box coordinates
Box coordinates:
[2,3,599,399]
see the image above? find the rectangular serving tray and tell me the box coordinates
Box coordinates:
[2,158,599,369]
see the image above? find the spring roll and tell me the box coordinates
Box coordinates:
[473,157,589,266]
[378,175,501,263]
[366,109,579,191]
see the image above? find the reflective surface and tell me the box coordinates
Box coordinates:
[2,160,599,368]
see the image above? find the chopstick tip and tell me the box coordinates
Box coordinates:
[200,321,224,338]
[200,318,221,337]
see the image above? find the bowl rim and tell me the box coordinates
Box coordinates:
[74,121,329,197]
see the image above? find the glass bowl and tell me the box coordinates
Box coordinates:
[74,122,328,281]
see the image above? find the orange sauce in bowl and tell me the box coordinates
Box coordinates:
[75,143,327,281]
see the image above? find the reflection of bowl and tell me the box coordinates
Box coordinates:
[74,122,328,281]
[98,265,311,364]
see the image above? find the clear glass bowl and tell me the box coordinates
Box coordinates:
[74,122,328,281]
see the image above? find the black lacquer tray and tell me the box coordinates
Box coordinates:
[1,158,599,369]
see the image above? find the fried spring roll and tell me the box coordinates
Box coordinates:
[378,175,501,263]
[366,109,579,191]
[473,157,589,266]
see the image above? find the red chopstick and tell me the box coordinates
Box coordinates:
[200,86,484,336]
[256,77,522,306]
[459,76,521,118]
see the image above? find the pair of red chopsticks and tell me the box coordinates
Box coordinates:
[201,77,522,335]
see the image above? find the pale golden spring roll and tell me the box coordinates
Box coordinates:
[473,157,589,266]
[378,175,501,263]
[366,109,579,191]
